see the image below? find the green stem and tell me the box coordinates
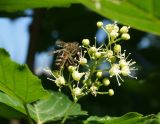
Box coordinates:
[61,101,76,124]
[23,103,33,124]
[114,38,122,43]
[102,26,111,42]
[85,61,96,85]
[97,91,108,95]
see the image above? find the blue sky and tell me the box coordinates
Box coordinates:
[0,16,53,74]
[0,17,32,64]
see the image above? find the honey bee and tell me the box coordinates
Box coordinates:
[51,41,81,70]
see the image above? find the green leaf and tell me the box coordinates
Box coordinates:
[0,103,25,119]
[0,0,160,34]
[0,91,87,123]
[0,48,86,122]
[79,0,160,35]
[0,0,79,12]
[156,113,160,123]
[0,48,48,103]
[30,92,87,123]
[0,92,25,119]
[84,112,160,124]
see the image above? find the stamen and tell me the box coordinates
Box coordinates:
[47,77,55,82]
[130,61,136,66]
[128,74,137,79]
[117,74,124,82]
[125,53,131,60]
[116,75,121,86]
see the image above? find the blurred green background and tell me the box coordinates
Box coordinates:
[0,0,160,123]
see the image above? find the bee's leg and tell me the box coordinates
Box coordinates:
[76,51,81,61]
[68,58,74,65]
[67,56,76,65]
[69,56,79,66]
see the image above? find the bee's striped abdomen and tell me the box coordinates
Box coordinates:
[55,51,68,70]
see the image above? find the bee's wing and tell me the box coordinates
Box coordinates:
[49,48,66,55]
[56,40,66,47]
[48,50,59,55]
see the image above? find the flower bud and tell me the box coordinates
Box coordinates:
[90,85,98,96]
[106,50,113,58]
[121,33,130,40]
[103,78,110,86]
[114,44,121,53]
[55,76,65,87]
[89,47,97,54]
[95,52,101,59]
[72,71,84,81]
[82,39,90,46]
[110,31,119,39]
[96,71,103,78]
[113,25,119,32]
[97,21,103,28]
[80,57,87,65]
[68,66,76,72]
[120,26,129,33]
[105,24,113,33]
[108,89,114,96]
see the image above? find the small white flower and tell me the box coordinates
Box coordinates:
[90,85,98,96]
[119,59,128,67]
[72,71,84,81]
[118,51,137,79]
[105,23,119,33]
[73,87,81,96]
[119,59,137,79]
[73,87,82,101]
[80,57,87,65]
[110,30,119,39]
[109,64,123,86]
[121,66,130,76]
[55,76,65,87]
[109,64,120,76]
[113,24,119,32]
[105,24,113,33]
[106,50,113,59]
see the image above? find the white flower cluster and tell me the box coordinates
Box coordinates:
[109,51,137,86]
[45,22,137,102]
